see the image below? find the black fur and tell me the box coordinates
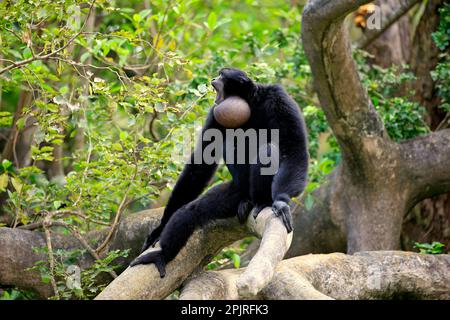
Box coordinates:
[131,68,308,277]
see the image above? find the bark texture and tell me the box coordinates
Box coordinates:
[96,207,291,300]
[0,208,245,298]
[301,0,450,253]
[180,251,450,300]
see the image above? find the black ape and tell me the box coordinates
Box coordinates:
[130,68,308,277]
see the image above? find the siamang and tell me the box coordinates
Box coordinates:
[130,68,308,277]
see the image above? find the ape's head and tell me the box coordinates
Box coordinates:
[211,68,256,103]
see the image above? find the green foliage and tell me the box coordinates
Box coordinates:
[414,241,446,254]
[376,97,429,141]
[431,3,450,113]
[431,58,450,112]
[29,247,129,299]
[356,51,430,141]
[0,287,35,300]
[208,237,253,270]
[431,4,450,51]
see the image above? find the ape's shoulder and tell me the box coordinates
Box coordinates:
[254,84,298,111]
[255,83,286,98]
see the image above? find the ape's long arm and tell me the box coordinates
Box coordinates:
[162,110,221,225]
[265,86,309,231]
[141,110,221,250]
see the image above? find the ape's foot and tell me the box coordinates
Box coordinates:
[129,249,166,278]
[237,200,253,224]
[272,201,293,233]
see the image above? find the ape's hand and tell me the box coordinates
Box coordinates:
[141,225,163,253]
[272,200,293,233]
[129,249,166,278]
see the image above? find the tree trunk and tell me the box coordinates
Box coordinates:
[402,0,450,250]
[301,0,450,253]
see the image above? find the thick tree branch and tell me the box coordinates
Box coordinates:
[357,0,421,49]
[0,176,347,299]
[302,0,389,171]
[400,129,450,210]
[180,251,450,300]
[0,208,164,297]
[237,208,292,297]
[96,207,290,300]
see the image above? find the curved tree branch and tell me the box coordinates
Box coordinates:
[180,251,450,300]
[302,0,389,173]
[0,180,345,299]
[0,208,166,297]
[400,129,450,210]
[356,0,421,49]
[96,207,291,300]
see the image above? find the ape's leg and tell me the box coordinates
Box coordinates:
[130,181,243,277]
[249,142,293,231]
[249,143,277,214]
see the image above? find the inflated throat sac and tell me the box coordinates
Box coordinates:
[213,96,251,128]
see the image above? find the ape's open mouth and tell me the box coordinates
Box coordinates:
[214,92,224,104]
[212,81,224,103]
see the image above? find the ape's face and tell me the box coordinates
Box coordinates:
[211,68,255,103]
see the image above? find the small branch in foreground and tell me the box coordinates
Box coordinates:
[42,212,60,299]
[236,207,292,298]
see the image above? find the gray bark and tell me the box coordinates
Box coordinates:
[180,251,450,300]
[0,208,245,298]
[301,0,450,253]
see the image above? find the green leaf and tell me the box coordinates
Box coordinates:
[23,47,32,59]
[11,177,22,193]
[231,253,240,269]
[304,194,314,211]
[53,201,62,210]
[41,275,51,284]
[0,173,9,192]
[112,143,123,151]
[139,9,152,19]
[119,131,128,141]
[207,12,217,30]
[59,86,69,94]
[133,13,142,22]
[16,117,26,130]
[2,159,12,170]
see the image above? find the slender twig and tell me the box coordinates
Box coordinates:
[42,212,60,299]
[95,152,139,254]
[0,1,96,75]
[149,109,159,141]
[435,112,450,131]
[145,0,172,66]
